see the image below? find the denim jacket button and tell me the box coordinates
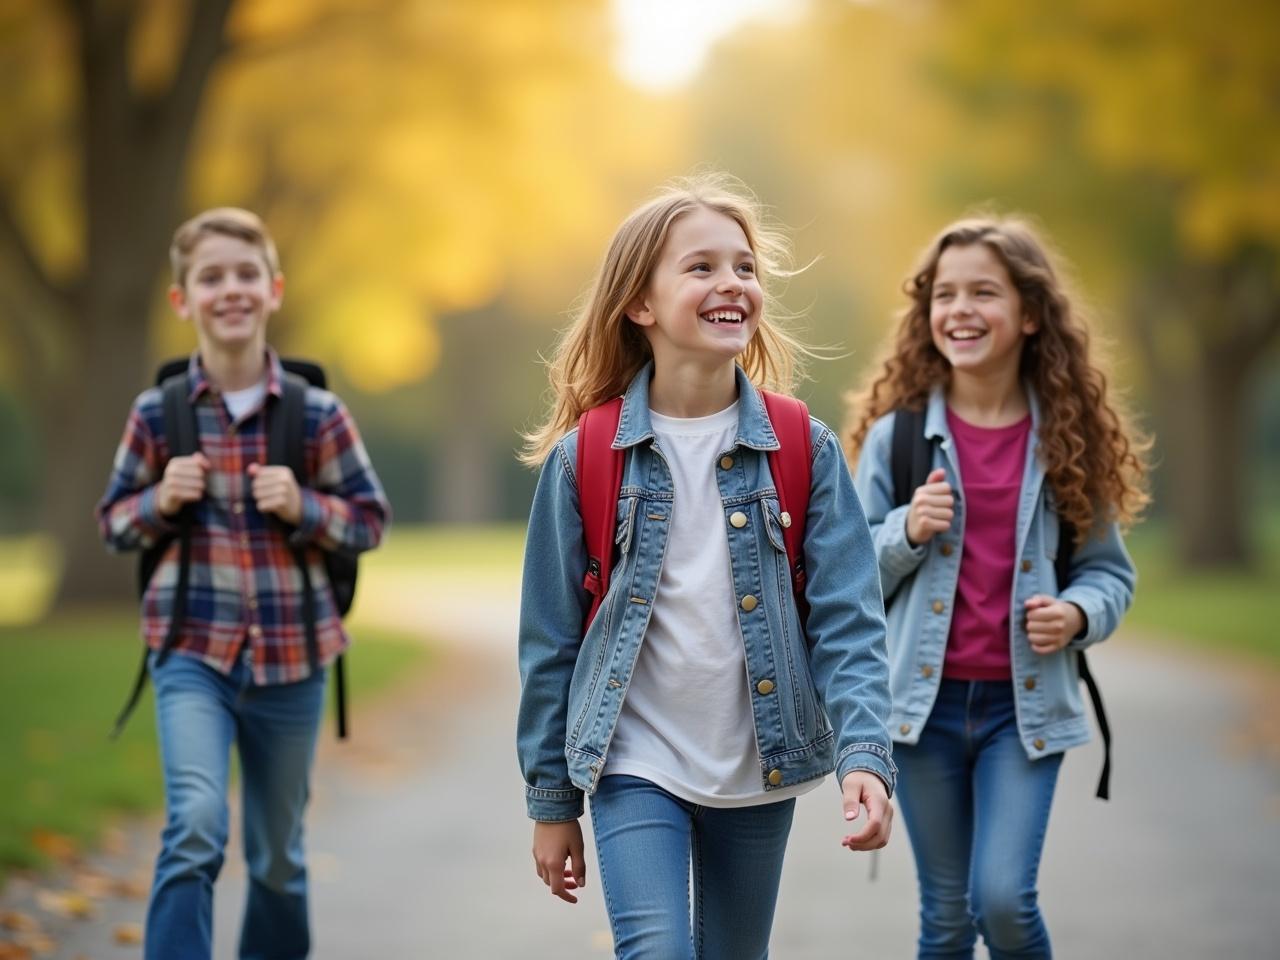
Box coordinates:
[767,769,783,786]
[756,679,775,695]
[899,723,912,735]
[719,455,734,470]
[1021,559,1033,573]
[729,511,748,528]
[1024,676,1036,691]
[1033,738,1046,751]
[921,665,934,679]
[939,543,953,557]
[931,600,945,614]
[779,511,792,528]
[740,594,758,612]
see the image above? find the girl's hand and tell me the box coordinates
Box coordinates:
[157,452,210,516]
[247,462,303,526]
[906,468,954,546]
[532,820,586,904]
[839,771,893,852]
[1024,595,1086,654]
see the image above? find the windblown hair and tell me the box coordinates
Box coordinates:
[844,216,1150,538]
[170,207,281,287]
[521,172,808,466]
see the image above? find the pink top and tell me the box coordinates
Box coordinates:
[943,408,1031,681]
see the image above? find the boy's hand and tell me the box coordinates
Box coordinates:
[840,771,893,852]
[532,820,586,904]
[1024,595,1085,654]
[247,462,303,526]
[157,453,211,516]
[906,468,954,546]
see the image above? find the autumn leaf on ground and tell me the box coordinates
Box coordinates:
[0,940,33,959]
[29,832,77,864]
[113,923,143,946]
[0,913,38,933]
[32,890,97,921]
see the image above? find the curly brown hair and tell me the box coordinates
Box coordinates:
[844,216,1150,541]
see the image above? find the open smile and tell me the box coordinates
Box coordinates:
[701,308,746,325]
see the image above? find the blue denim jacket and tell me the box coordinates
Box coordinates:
[517,364,895,822]
[852,387,1136,758]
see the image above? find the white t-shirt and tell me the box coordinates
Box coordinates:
[222,379,268,423]
[604,402,821,807]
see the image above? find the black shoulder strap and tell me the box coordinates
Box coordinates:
[269,373,348,738]
[113,373,198,740]
[890,407,930,508]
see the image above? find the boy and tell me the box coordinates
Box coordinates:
[97,207,390,959]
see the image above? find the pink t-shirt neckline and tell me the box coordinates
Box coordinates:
[943,408,1032,681]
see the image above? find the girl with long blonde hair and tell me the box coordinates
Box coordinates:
[517,173,896,958]
[847,215,1149,959]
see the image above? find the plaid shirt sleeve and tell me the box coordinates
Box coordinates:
[96,390,177,553]
[290,391,390,554]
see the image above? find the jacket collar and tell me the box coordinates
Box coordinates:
[612,362,782,451]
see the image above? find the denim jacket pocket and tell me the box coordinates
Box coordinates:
[615,495,639,555]
[760,497,789,555]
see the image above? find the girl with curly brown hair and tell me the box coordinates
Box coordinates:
[845,216,1149,959]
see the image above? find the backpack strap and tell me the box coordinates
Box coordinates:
[890,406,931,507]
[1056,517,1110,800]
[576,397,625,632]
[760,391,811,614]
[112,372,198,739]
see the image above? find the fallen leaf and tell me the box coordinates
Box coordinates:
[29,831,77,864]
[32,891,97,922]
[112,875,150,900]
[70,870,113,899]
[0,913,37,933]
[113,924,143,946]
[0,941,33,960]
[14,933,54,957]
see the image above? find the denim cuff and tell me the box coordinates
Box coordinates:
[880,504,926,578]
[526,785,585,822]
[836,742,898,798]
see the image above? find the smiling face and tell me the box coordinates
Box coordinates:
[169,233,283,357]
[929,242,1036,382]
[627,205,763,371]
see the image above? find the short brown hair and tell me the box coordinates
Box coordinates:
[169,207,280,287]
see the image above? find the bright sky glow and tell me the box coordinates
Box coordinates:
[612,0,803,92]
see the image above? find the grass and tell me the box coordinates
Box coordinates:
[1122,512,1279,663]
[0,613,428,883]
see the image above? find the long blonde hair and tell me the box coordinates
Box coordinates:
[844,215,1151,537]
[521,173,808,466]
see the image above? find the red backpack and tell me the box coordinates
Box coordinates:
[576,391,812,631]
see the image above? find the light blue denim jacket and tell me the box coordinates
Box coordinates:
[517,364,895,822]
[852,386,1136,759]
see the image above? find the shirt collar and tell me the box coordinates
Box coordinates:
[612,361,782,451]
[924,380,1042,439]
[186,348,284,403]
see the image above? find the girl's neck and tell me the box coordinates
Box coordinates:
[200,342,268,392]
[946,367,1029,427]
[648,359,738,419]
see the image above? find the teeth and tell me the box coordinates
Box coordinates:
[950,329,984,340]
[703,310,744,323]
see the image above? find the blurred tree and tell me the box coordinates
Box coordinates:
[0,0,670,604]
[925,0,1280,569]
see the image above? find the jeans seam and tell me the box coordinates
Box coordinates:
[587,801,621,950]
[692,819,704,960]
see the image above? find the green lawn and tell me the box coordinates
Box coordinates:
[1122,512,1279,663]
[0,614,428,883]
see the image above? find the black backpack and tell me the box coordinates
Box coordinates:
[890,407,1111,799]
[113,358,356,740]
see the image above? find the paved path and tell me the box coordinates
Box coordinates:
[9,569,1280,957]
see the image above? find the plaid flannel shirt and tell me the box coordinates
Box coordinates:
[96,350,391,685]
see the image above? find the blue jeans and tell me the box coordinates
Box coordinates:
[895,679,1063,960]
[588,775,795,959]
[145,650,326,960]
